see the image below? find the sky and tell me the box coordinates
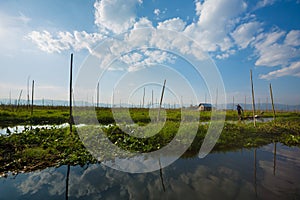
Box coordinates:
[1,0,300,106]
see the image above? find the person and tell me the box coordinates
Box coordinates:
[236,104,243,120]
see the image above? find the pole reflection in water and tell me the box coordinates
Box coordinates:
[65,164,70,200]
[253,148,257,198]
[273,142,277,176]
[159,158,166,192]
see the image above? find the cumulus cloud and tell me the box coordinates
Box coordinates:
[231,21,263,49]
[157,18,186,32]
[27,30,105,53]
[184,0,247,53]
[26,0,300,79]
[94,0,142,34]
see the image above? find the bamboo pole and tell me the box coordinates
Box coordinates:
[269,83,276,120]
[157,80,166,121]
[250,70,256,127]
[142,87,145,108]
[31,80,34,116]
[97,82,99,108]
[215,88,218,110]
[69,53,73,133]
[244,95,247,111]
[266,97,268,112]
[152,89,154,108]
[27,75,30,110]
[16,89,23,112]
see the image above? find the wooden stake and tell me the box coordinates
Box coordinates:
[244,95,247,111]
[266,97,268,112]
[215,88,218,109]
[69,53,73,133]
[157,80,166,121]
[31,80,34,116]
[142,87,145,108]
[97,82,99,108]
[250,70,256,127]
[152,89,154,108]
[16,89,23,112]
[269,83,276,120]
[27,75,30,110]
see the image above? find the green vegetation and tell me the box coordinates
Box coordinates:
[0,105,300,176]
[1,105,299,127]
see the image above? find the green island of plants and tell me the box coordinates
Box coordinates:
[0,105,300,176]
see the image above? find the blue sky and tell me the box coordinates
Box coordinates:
[0,0,300,106]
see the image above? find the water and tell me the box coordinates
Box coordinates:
[0,124,87,135]
[0,143,299,200]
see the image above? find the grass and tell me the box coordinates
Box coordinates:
[2,104,299,127]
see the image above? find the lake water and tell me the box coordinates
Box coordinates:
[0,143,299,200]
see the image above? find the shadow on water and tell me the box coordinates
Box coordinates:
[0,143,299,200]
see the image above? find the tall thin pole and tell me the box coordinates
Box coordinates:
[215,88,218,110]
[31,80,34,116]
[69,53,73,133]
[266,97,268,112]
[250,70,256,127]
[16,90,23,112]
[244,95,247,111]
[142,87,145,108]
[157,80,166,121]
[27,75,30,110]
[97,82,99,108]
[269,83,276,120]
[152,89,154,108]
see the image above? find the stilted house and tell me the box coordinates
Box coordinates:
[198,103,212,111]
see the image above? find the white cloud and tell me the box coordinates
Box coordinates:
[94,0,142,34]
[157,17,186,32]
[184,0,247,52]
[259,61,300,79]
[25,0,300,80]
[27,30,104,53]
[255,0,276,9]
[154,9,160,16]
[254,29,300,67]
[231,21,262,49]
[284,30,300,46]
